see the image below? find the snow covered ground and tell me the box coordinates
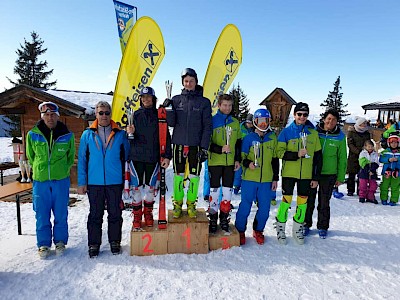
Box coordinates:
[0,137,399,300]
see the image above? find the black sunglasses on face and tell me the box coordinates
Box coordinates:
[98,111,111,116]
[296,112,309,117]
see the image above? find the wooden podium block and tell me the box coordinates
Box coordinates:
[130,224,168,256]
[167,208,209,254]
[209,224,240,251]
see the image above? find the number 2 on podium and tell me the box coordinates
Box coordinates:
[142,233,154,253]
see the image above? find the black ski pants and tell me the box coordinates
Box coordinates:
[304,174,337,230]
[87,184,123,246]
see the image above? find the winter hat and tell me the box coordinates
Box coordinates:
[294,102,309,113]
[355,117,367,126]
[245,113,253,123]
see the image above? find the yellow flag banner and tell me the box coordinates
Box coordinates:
[203,24,242,115]
[112,16,165,127]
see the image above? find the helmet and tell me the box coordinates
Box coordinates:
[245,113,253,123]
[140,86,155,96]
[253,108,271,132]
[181,68,198,84]
[388,135,399,144]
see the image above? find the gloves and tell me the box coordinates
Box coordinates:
[162,98,172,107]
[197,148,208,163]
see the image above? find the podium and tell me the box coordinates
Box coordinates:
[130,208,239,256]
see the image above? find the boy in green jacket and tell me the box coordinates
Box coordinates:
[275,102,322,245]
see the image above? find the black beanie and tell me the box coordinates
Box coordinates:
[294,102,309,113]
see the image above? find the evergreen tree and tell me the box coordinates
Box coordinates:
[320,76,349,125]
[5,31,56,137]
[7,31,56,88]
[229,83,250,122]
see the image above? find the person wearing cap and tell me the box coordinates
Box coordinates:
[26,101,75,259]
[346,117,371,196]
[163,68,212,218]
[77,101,130,258]
[125,87,172,230]
[379,135,400,206]
[274,102,322,245]
[304,108,347,239]
[232,113,255,195]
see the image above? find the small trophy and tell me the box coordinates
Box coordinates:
[127,108,134,140]
[225,126,232,153]
[300,132,310,158]
[165,80,173,99]
[252,141,260,168]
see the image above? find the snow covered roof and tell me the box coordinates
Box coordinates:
[362,96,400,110]
[44,89,113,116]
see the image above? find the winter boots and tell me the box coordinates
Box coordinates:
[143,201,154,227]
[38,246,50,259]
[253,230,265,245]
[110,241,121,255]
[132,204,143,230]
[55,241,66,256]
[187,177,200,218]
[173,175,184,218]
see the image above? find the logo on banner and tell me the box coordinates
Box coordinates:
[225,48,239,74]
[141,40,161,68]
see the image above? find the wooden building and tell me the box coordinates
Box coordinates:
[0,84,104,187]
[259,88,297,133]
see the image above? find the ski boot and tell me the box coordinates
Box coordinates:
[359,198,365,203]
[187,201,197,218]
[292,220,305,245]
[143,201,154,227]
[88,245,100,258]
[381,200,388,205]
[173,175,185,218]
[132,204,143,230]
[389,201,397,206]
[110,241,121,255]
[38,246,50,259]
[208,212,218,234]
[219,200,231,234]
[253,230,265,245]
[143,185,155,226]
[303,225,310,236]
[55,241,66,256]
[274,219,287,245]
[187,176,200,218]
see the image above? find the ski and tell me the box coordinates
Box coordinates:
[157,105,168,229]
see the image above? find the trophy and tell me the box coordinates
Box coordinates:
[300,132,310,158]
[225,126,232,153]
[127,108,134,140]
[165,80,173,99]
[252,141,260,167]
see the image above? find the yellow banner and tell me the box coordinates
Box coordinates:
[203,24,242,115]
[112,16,165,127]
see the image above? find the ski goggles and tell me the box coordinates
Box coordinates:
[39,102,59,113]
[255,117,269,127]
[98,111,111,116]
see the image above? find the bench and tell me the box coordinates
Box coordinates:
[0,181,32,235]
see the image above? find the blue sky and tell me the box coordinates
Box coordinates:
[1,0,399,116]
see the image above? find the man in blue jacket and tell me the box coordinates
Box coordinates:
[78,101,130,258]
[165,68,212,218]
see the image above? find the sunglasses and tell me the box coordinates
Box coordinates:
[40,103,58,113]
[98,111,111,116]
[296,112,309,117]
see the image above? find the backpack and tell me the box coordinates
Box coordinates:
[380,122,400,149]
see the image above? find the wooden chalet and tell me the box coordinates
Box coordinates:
[0,84,100,187]
[259,88,297,133]
[361,99,400,144]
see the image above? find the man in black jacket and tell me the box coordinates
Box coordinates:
[165,68,212,218]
